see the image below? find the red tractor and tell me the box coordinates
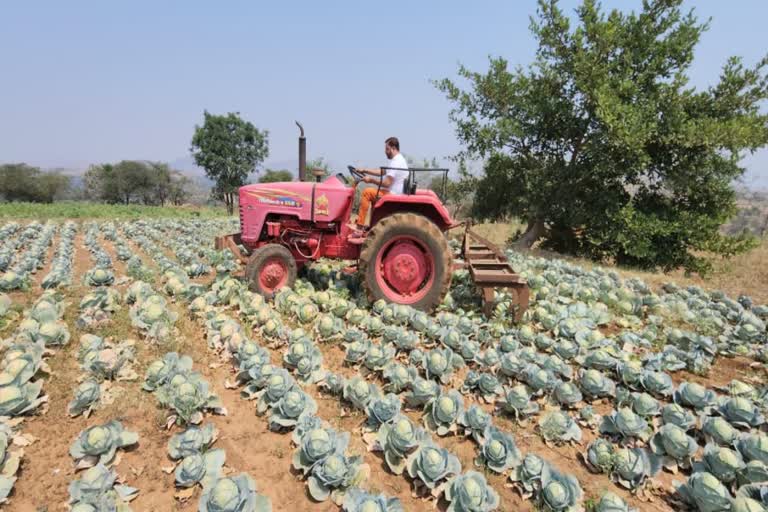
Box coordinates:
[216,124,529,316]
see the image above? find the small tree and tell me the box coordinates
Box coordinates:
[190,111,269,214]
[259,169,294,183]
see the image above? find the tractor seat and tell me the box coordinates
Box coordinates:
[403,176,417,195]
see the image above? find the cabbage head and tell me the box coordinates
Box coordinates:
[661,403,696,431]
[444,471,500,512]
[198,473,272,512]
[499,384,539,421]
[374,415,425,475]
[69,420,139,468]
[341,487,403,512]
[716,397,765,429]
[382,363,416,394]
[593,492,638,512]
[68,380,101,418]
[579,369,616,401]
[406,439,461,493]
[424,390,465,436]
[292,427,350,477]
[175,448,225,489]
[510,453,548,497]
[269,390,317,431]
[0,381,46,416]
[673,382,717,413]
[342,377,380,411]
[610,447,660,490]
[404,378,440,409]
[475,426,521,474]
[365,394,402,430]
[537,410,581,445]
[459,404,492,444]
[537,465,583,512]
[168,423,218,460]
[599,408,652,443]
[693,443,745,485]
[648,423,698,471]
[67,463,138,509]
[675,472,733,512]
[308,453,369,504]
[583,438,615,474]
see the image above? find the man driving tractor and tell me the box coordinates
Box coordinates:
[348,136,409,235]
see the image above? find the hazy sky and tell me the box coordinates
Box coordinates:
[1,0,766,186]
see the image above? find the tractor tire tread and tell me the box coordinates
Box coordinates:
[245,244,297,298]
[359,212,452,312]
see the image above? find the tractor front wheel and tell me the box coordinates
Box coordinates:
[245,244,297,298]
[359,213,452,311]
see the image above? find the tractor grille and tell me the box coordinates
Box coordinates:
[239,203,245,235]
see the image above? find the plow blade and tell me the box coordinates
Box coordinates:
[462,226,529,322]
[214,233,249,264]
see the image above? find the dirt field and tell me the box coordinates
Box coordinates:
[1,219,765,512]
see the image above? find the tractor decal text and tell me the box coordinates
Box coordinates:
[246,189,306,208]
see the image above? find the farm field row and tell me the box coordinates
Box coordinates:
[0,218,765,511]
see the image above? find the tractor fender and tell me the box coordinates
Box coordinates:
[370,192,454,231]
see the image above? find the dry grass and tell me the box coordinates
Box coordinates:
[474,221,768,304]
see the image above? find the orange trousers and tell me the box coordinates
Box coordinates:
[356,187,389,225]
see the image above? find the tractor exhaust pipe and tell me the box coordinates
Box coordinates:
[296,121,306,182]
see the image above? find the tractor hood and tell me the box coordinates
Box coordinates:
[240,181,315,209]
[238,176,354,244]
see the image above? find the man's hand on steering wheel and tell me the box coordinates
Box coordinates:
[347,165,366,183]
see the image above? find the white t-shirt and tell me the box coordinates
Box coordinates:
[385,153,409,194]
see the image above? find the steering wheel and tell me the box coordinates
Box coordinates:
[347,165,366,183]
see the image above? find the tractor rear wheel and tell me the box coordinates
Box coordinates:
[359,213,452,311]
[245,244,297,298]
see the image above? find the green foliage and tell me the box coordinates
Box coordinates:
[0,163,70,203]
[259,169,294,183]
[436,0,768,273]
[0,201,226,219]
[190,111,269,214]
[84,161,191,206]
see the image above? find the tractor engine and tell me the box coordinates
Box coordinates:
[263,217,325,260]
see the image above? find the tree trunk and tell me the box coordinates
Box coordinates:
[225,193,234,215]
[512,219,546,249]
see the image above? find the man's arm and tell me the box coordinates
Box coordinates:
[356,167,393,188]
[362,174,394,188]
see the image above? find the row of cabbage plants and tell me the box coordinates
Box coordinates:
[41,221,78,289]
[164,277,410,512]
[143,350,276,511]
[0,221,57,291]
[120,224,620,512]
[0,222,22,273]
[123,222,407,512]
[0,289,71,504]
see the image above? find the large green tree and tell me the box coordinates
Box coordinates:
[83,160,188,205]
[190,111,269,214]
[0,163,70,203]
[436,0,768,273]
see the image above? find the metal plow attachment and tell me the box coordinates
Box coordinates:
[214,233,249,264]
[461,226,529,322]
